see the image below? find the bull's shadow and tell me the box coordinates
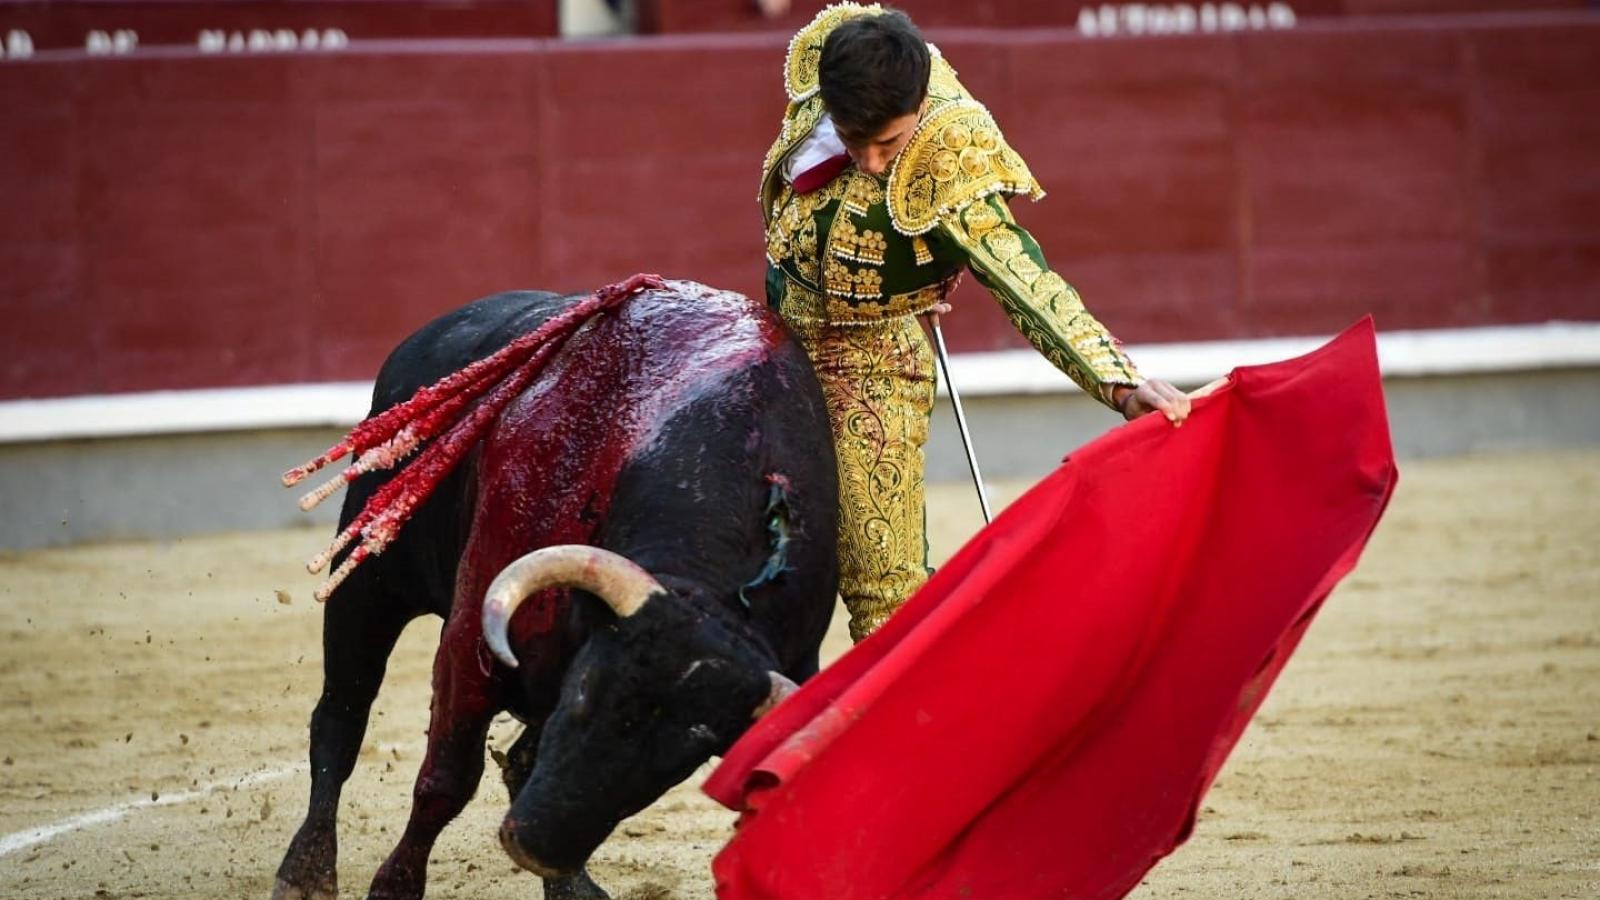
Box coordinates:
[272,279,839,900]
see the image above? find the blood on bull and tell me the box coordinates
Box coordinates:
[271,276,839,900]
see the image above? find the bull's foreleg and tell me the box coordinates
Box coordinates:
[366,625,500,900]
[498,728,611,900]
[275,591,417,900]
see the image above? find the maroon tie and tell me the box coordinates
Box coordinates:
[791,152,852,195]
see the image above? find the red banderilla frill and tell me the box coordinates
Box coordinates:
[282,273,667,601]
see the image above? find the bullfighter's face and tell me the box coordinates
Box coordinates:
[838,100,925,177]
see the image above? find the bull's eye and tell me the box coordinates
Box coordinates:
[687,724,717,746]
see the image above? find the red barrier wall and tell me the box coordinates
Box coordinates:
[2,14,1598,399]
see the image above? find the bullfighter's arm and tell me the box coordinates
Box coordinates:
[938,194,1143,411]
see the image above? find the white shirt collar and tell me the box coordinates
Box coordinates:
[782,113,848,184]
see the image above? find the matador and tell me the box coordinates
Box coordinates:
[762,4,1191,642]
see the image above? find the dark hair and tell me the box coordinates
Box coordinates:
[818,9,931,142]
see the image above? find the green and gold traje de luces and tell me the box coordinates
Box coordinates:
[760,2,1142,401]
[760,3,1145,640]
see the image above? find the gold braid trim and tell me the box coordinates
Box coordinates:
[783,3,886,101]
[783,3,961,102]
[763,4,969,219]
[759,97,829,221]
[760,4,883,217]
[887,100,1044,237]
[780,275,952,327]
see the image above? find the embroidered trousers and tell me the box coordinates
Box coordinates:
[786,314,936,642]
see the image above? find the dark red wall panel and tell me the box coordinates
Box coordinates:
[79,56,311,392]
[301,50,545,383]
[994,34,1245,345]
[535,40,782,295]
[1471,25,1600,323]
[1237,28,1481,334]
[1,15,1598,401]
[0,63,89,395]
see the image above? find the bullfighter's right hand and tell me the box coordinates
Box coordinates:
[1113,380,1191,426]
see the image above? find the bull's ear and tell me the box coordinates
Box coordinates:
[752,671,799,719]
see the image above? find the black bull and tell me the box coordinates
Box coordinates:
[273,281,839,900]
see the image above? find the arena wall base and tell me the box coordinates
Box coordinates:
[925,367,1600,485]
[0,428,347,552]
[2,368,1596,552]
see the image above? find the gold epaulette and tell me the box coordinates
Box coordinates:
[760,4,886,217]
[886,100,1044,237]
[783,3,886,101]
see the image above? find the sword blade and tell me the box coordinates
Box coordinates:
[928,314,993,525]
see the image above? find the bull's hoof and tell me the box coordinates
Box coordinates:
[272,876,337,900]
[542,869,610,900]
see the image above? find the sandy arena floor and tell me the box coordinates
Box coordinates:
[1,451,1596,899]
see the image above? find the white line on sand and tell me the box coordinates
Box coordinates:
[0,762,305,858]
[0,741,404,859]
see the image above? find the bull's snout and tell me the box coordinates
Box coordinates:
[498,816,570,878]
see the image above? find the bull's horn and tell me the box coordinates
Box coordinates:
[482,545,665,669]
[752,671,799,719]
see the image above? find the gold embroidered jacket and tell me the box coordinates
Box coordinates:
[760,3,1142,406]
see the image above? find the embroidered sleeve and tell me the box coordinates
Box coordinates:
[941,194,1142,407]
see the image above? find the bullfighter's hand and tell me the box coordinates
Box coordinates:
[1115,379,1191,426]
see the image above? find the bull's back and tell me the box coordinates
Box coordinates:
[338,281,834,645]
[458,282,836,657]
[370,290,574,410]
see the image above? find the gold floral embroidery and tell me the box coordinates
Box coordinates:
[982,227,1024,262]
[886,100,1043,236]
[782,3,886,101]
[962,200,1002,240]
[1006,253,1043,284]
[925,51,965,104]
[779,273,950,326]
[796,217,821,284]
[759,97,829,215]
[778,277,828,322]
[766,184,794,262]
[784,312,934,642]
[766,176,846,284]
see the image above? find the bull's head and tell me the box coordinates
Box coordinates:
[481,545,796,876]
